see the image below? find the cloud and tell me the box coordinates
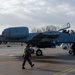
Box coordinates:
[0,0,75,34]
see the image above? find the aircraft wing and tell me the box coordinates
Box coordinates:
[26,31,60,43]
[0,27,60,44]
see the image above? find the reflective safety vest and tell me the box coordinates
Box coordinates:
[24,47,29,53]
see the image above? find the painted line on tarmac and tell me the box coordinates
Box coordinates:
[60,68,75,75]
[53,68,74,75]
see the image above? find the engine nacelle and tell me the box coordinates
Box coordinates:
[2,27,29,39]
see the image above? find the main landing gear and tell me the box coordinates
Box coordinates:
[31,48,43,56]
[69,50,73,55]
[36,49,43,56]
[69,49,75,55]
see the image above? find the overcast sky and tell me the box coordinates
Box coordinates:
[0,0,75,34]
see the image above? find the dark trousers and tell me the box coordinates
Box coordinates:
[22,57,32,67]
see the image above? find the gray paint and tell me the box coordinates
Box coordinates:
[2,27,29,39]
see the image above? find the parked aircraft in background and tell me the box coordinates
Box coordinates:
[0,23,75,56]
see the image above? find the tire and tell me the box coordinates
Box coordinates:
[36,49,43,56]
[69,50,73,55]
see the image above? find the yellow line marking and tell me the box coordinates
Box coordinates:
[60,69,75,75]
[53,68,73,75]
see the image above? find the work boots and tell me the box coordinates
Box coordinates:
[31,64,34,67]
[22,64,34,69]
[22,66,25,69]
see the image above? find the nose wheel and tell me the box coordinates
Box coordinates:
[36,49,43,56]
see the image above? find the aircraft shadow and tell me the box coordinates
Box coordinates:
[32,55,75,65]
[15,54,75,65]
[26,67,60,73]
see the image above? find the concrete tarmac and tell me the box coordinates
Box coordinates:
[0,45,75,75]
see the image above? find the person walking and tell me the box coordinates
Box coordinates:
[22,44,34,69]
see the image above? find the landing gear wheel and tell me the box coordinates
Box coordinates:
[36,49,43,56]
[69,50,73,55]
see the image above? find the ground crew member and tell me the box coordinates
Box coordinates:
[22,44,34,69]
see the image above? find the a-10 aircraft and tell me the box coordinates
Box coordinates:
[0,23,75,56]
